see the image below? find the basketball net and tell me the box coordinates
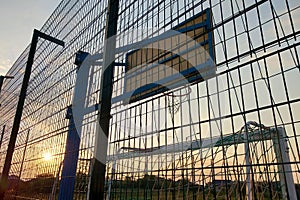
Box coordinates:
[165,86,192,119]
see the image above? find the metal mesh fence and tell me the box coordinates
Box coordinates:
[0,0,299,199]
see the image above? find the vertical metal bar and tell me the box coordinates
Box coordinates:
[294,46,300,71]
[0,29,64,199]
[0,126,5,152]
[0,32,38,199]
[283,0,296,40]
[58,106,81,200]
[230,0,240,62]
[18,129,30,178]
[15,129,30,197]
[269,1,281,47]
[50,161,63,200]
[0,77,4,96]
[251,61,273,198]
[241,0,253,58]
[254,0,266,52]
[171,95,176,200]
[272,128,297,200]
[244,130,253,200]
[227,70,242,200]
[88,0,120,199]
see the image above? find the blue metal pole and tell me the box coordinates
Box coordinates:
[58,51,89,199]
[58,106,80,200]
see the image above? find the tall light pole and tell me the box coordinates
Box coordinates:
[0,29,64,199]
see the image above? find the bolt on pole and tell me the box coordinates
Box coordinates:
[0,29,64,199]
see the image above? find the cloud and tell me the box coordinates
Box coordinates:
[0,59,13,75]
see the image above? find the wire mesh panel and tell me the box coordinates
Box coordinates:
[0,0,299,199]
[0,0,107,199]
[107,0,300,199]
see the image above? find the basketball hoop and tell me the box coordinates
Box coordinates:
[164,86,192,97]
[164,85,192,116]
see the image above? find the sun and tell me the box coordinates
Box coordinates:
[43,152,52,161]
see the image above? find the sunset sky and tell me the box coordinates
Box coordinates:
[0,0,61,75]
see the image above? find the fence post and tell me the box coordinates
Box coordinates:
[0,29,64,199]
[88,0,120,199]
